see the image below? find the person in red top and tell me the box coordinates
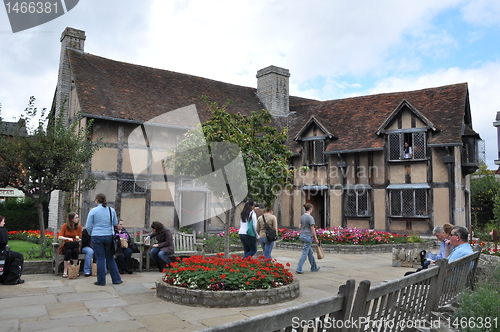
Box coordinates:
[58,212,83,278]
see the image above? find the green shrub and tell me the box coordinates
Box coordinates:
[203,234,241,253]
[452,265,500,332]
[0,198,49,231]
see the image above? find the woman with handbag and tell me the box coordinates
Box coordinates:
[238,200,259,259]
[58,212,83,278]
[115,219,133,274]
[296,203,320,274]
[86,193,122,286]
[257,207,278,259]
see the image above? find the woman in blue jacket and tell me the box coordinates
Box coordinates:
[86,193,122,286]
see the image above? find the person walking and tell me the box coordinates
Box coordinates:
[58,212,83,278]
[296,203,320,274]
[86,193,122,286]
[238,200,259,259]
[257,207,278,259]
[0,215,24,285]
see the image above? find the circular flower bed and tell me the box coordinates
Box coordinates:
[163,254,294,290]
[157,254,299,307]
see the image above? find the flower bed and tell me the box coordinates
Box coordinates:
[8,229,55,244]
[157,254,298,307]
[163,254,293,291]
[219,226,418,245]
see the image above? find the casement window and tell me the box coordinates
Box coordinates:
[388,131,426,161]
[462,137,478,165]
[389,188,428,217]
[121,180,147,193]
[304,138,326,165]
[345,188,370,217]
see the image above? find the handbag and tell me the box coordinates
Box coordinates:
[316,241,325,260]
[64,240,80,250]
[109,207,122,255]
[262,215,278,242]
[246,213,256,237]
[120,238,129,249]
[68,261,80,279]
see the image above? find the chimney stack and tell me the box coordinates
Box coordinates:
[55,27,86,120]
[256,65,290,117]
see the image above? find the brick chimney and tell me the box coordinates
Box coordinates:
[49,27,86,233]
[55,27,86,121]
[256,65,290,117]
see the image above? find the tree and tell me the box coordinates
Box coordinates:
[0,97,100,256]
[165,97,293,257]
[470,165,500,229]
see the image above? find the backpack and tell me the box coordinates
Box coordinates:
[262,215,278,242]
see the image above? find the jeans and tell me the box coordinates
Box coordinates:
[296,234,318,273]
[116,247,132,271]
[92,235,122,285]
[239,234,257,259]
[149,247,171,271]
[259,237,274,259]
[81,246,94,275]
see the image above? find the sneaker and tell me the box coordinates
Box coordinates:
[84,274,91,277]
[113,281,123,285]
[295,271,304,274]
[312,267,320,272]
[94,282,105,286]
[16,279,25,284]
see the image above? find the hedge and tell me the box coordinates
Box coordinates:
[0,198,49,231]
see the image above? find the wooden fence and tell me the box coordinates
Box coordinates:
[197,248,481,332]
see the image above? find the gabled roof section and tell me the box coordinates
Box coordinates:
[287,83,470,154]
[294,115,335,141]
[375,99,438,135]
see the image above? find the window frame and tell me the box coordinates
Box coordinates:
[345,188,371,217]
[303,136,327,166]
[121,179,147,194]
[387,129,427,162]
[389,188,428,218]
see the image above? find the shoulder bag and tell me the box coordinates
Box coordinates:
[262,215,278,242]
[246,212,256,237]
[110,207,122,255]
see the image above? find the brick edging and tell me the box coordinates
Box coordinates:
[155,278,300,307]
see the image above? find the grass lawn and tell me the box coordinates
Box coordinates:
[7,240,51,260]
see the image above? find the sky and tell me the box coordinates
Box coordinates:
[1,0,500,169]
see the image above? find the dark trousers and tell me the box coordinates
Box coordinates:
[0,250,24,285]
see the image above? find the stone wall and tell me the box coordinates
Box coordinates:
[156,278,300,307]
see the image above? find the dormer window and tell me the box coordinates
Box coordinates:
[304,137,326,165]
[388,131,426,161]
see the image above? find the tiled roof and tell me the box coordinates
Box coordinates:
[287,83,475,154]
[68,50,477,154]
[0,120,27,137]
[68,50,264,125]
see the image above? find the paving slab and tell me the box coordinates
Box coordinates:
[0,249,407,331]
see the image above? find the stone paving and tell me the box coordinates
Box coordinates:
[0,248,409,332]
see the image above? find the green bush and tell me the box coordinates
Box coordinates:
[0,198,49,231]
[203,234,241,253]
[452,265,500,332]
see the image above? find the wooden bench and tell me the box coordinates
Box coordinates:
[52,227,149,275]
[144,229,205,271]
